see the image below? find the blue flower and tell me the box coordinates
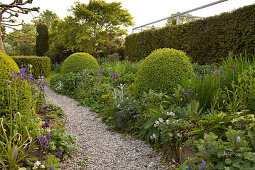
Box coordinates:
[49,167,54,170]
[41,140,48,146]
[202,160,206,166]
[198,164,202,170]
[39,76,44,79]
[43,105,49,110]
[20,68,26,75]
[56,151,62,156]
[38,136,45,141]
[237,136,241,142]
[46,134,51,140]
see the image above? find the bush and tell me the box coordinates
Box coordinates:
[61,53,100,74]
[12,56,51,78]
[125,4,255,64]
[36,23,49,56]
[134,48,194,95]
[0,51,30,116]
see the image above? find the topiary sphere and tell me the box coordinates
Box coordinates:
[61,53,100,74]
[134,48,194,95]
[0,51,31,116]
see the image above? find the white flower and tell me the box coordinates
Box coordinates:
[28,64,32,68]
[34,161,41,167]
[154,120,159,127]
[40,165,45,168]
[169,133,173,137]
[166,120,170,125]
[158,118,164,123]
[166,112,170,116]
[152,133,156,139]
[150,136,153,139]
[177,133,182,138]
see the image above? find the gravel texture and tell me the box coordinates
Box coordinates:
[45,86,164,170]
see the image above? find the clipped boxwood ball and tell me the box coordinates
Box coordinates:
[0,51,31,116]
[134,48,194,95]
[61,53,100,74]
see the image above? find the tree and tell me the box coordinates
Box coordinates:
[51,0,134,56]
[36,23,49,56]
[33,9,58,32]
[166,12,198,26]
[0,0,39,52]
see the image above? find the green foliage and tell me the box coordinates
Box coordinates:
[48,127,78,155]
[12,56,51,78]
[50,0,134,56]
[166,12,198,26]
[33,10,59,32]
[0,51,31,116]
[61,53,100,74]
[134,48,194,95]
[125,4,255,64]
[36,23,49,56]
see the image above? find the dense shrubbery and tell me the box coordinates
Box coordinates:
[0,53,76,169]
[0,52,31,116]
[12,56,51,78]
[50,52,255,168]
[125,4,255,64]
[134,48,194,95]
[61,53,100,74]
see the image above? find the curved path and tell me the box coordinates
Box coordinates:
[45,86,164,170]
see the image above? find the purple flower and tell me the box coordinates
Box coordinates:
[100,68,104,72]
[237,136,241,142]
[198,165,202,170]
[56,151,62,156]
[144,54,146,56]
[42,124,46,129]
[202,160,206,166]
[134,114,140,119]
[40,82,47,88]
[28,74,34,80]
[45,122,49,128]
[186,166,190,170]
[38,136,45,141]
[49,167,54,170]
[10,73,19,78]
[219,67,222,70]
[243,75,248,78]
[20,68,26,74]
[223,151,226,157]
[184,92,189,97]
[188,89,193,93]
[43,105,49,110]
[108,68,112,73]
[39,76,44,79]
[46,134,51,140]
[41,140,48,146]
[230,66,235,69]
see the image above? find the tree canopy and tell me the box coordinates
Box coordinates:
[51,0,134,56]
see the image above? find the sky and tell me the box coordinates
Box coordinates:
[1,0,254,34]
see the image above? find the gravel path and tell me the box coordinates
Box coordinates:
[45,86,164,170]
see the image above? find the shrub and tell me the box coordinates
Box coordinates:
[36,23,49,56]
[0,51,30,116]
[61,53,100,74]
[12,56,51,78]
[134,48,194,95]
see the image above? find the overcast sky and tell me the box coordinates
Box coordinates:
[2,0,254,33]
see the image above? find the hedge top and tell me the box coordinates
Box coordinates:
[61,52,100,74]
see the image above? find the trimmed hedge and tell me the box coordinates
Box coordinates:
[125,4,255,64]
[36,23,49,56]
[61,53,100,74]
[12,56,51,78]
[134,48,194,95]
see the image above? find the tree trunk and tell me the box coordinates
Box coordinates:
[0,12,5,52]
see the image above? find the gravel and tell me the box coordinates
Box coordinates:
[45,86,164,170]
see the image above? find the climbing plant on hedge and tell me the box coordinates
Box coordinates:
[61,52,100,74]
[134,48,194,95]
[36,23,49,56]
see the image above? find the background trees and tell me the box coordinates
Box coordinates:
[0,0,39,52]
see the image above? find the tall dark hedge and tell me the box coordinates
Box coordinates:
[125,4,255,64]
[36,23,49,56]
